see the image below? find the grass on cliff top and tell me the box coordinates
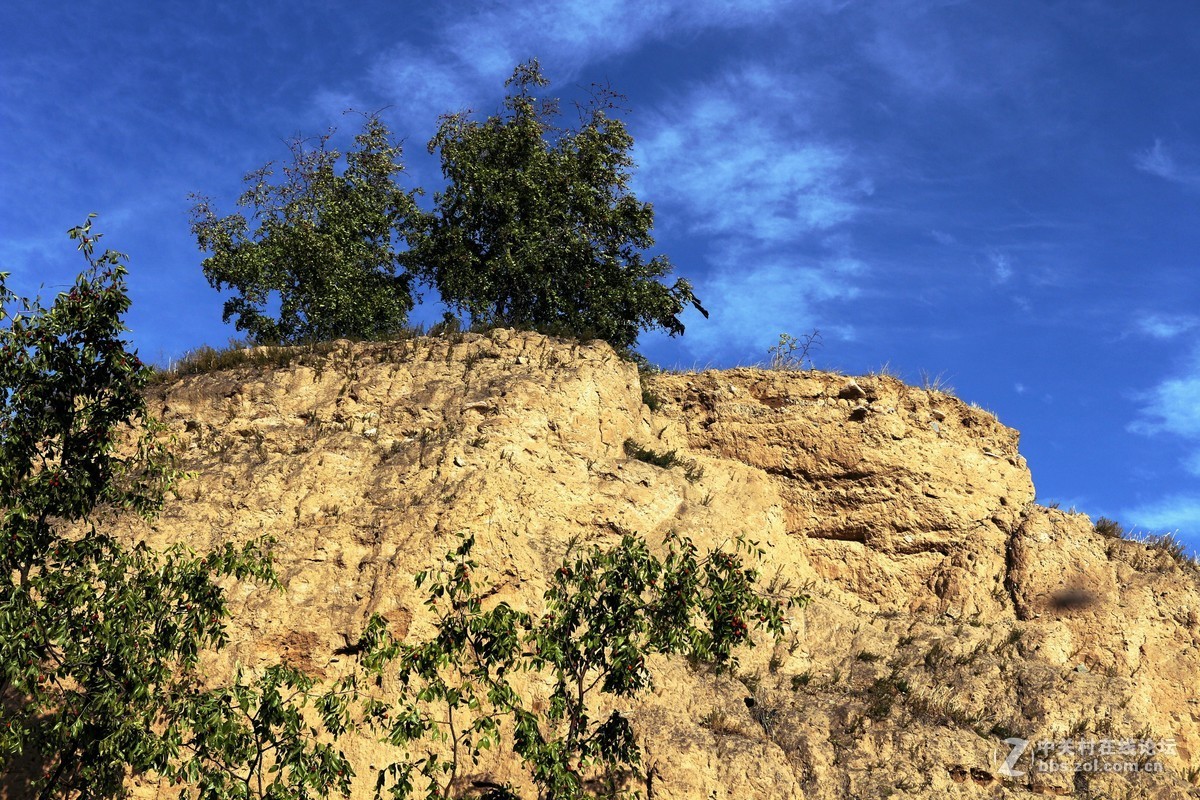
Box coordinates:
[149,339,342,383]
[149,317,657,385]
[148,323,447,383]
[1095,516,1198,573]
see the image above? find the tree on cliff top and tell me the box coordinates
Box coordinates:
[412,59,707,352]
[190,114,419,345]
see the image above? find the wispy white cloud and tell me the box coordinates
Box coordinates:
[1135,313,1199,340]
[351,0,804,128]
[636,69,867,243]
[861,1,1052,100]
[1122,495,1200,538]
[364,46,480,133]
[1186,451,1200,478]
[0,236,55,281]
[988,250,1013,283]
[679,247,863,359]
[439,0,796,75]
[930,229,956,245]
[310,88,369,126]
[865,11,959,95]
[1130,359,1200,441]
[1135,139,1200,188]
[1128,350,1200,541]
[627,64,871,360]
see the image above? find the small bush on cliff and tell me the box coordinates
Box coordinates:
[356,531,802,800]
[1095,517,1198,573]
[767,330,821,371]
[411,60,707,352]
[622,439,680,469]
[0,219,352,800]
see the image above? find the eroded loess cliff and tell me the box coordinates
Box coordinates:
[112,331,1197,798]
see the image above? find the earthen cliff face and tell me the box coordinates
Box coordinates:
[123,332,1198,798]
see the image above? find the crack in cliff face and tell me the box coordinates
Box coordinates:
[762,464,877,484]
[1004,506,1035,621]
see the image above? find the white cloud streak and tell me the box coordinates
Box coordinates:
[1128,350,1200,540]
[354,0,803,129]
[629,66,871,359]
[930,229,956,245]
[1135,139,1200,188]
[1122,495,1200,537]
[439,0,795,74]
[860,1,1052,101]
[1130,364,1200,441]
[680,251,863,359]
[1135,313,1199,340]
[636,69,866,243]
[988,250,1013,283]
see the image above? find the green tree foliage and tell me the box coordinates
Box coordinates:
[191,115,419,344]
[357,530,801,800]
[0,219,351,800]
[413,60,707,352]
[169,662,357,800]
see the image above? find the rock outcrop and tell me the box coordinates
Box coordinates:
[112,332,1199,798]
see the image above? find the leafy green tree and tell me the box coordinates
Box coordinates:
[413,60,707,352]
[0,218,352,800]
[191,114,419,345]
[168,662,357,800]
[359,530,800,800]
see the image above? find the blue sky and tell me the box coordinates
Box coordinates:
[2,1,1198,552]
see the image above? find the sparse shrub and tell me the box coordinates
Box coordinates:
[954,640,989,666]
[461,347,500,369]
[989,722,1019,741]
[623,438,705,484]
[918,369,955,394]
[767,330,821,371]
[1139,531,1198,570]
[870,362,900,378]
[905,693,977,728]
[923,641,946,670]
[1098,517,1199,573]
[624,438,680,468]
[865,672,909,720]
[701,709,741,736]
[428,311,462,337]
[641,386,663,412]
[745,696,778,736]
